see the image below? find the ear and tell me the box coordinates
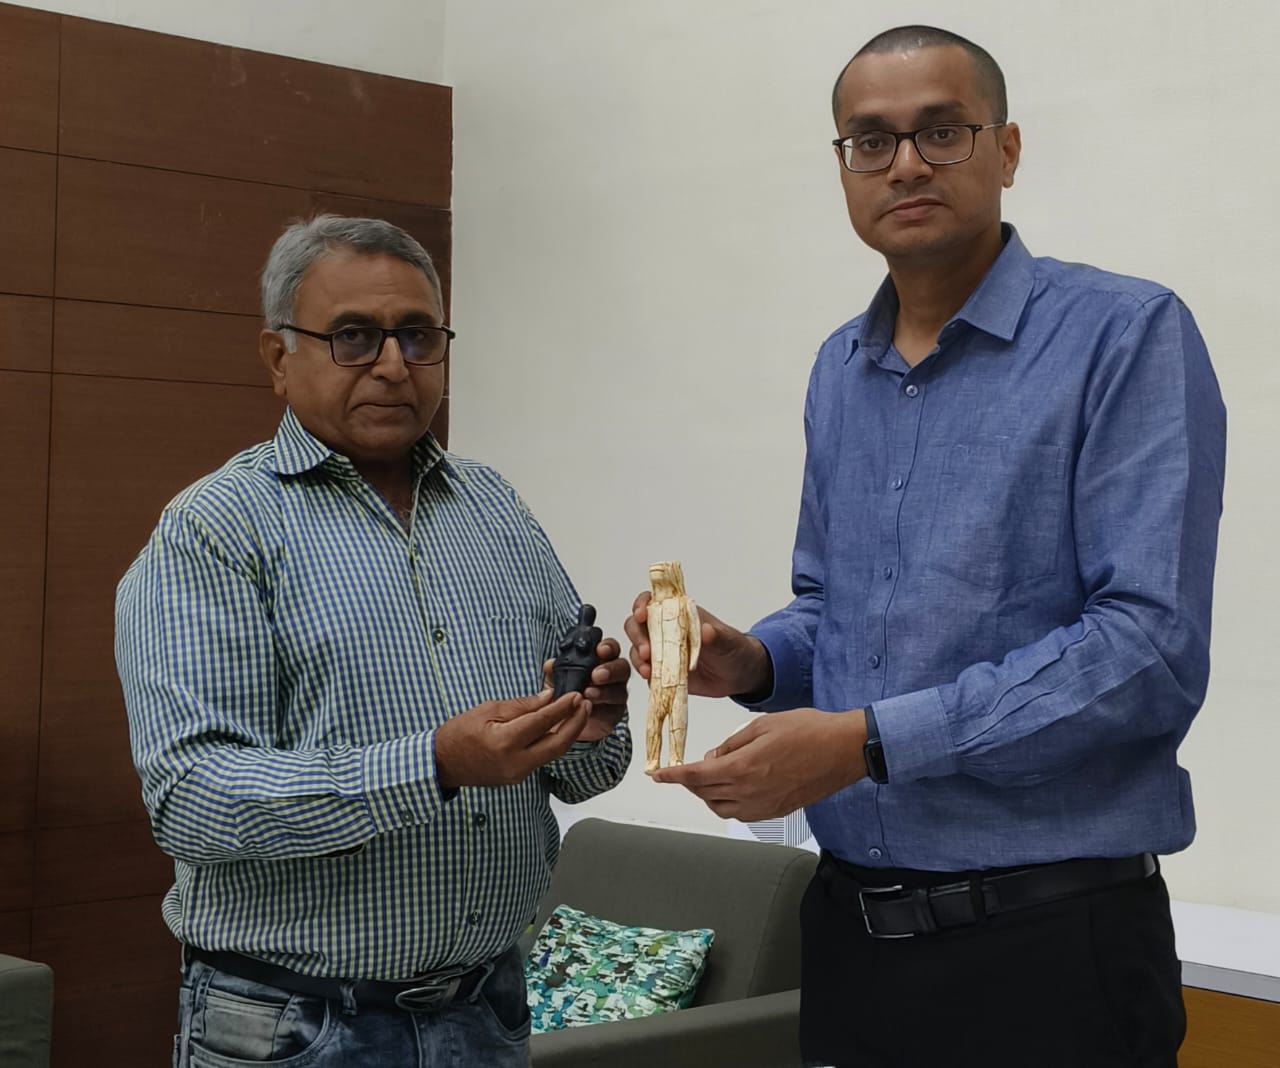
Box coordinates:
[259,329,289,400]
[1000,122,1021,188]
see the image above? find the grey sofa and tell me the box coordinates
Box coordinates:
[526,817,818,1068]
[0,953,53,1068]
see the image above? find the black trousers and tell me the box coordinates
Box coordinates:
[800,856,1185,1068]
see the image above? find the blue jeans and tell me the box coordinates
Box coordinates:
[173,945,530,1067]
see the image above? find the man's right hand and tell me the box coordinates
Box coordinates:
[624,594,772,700]
[434,690,590,789]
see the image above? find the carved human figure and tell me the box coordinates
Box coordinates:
[551,604,603,698]
[645,561,701,773]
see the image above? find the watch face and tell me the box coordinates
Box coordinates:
[864,740,888,784]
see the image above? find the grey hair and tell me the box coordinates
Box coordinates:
[260,215,443,350]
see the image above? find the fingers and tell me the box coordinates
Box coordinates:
[580,644,628,742]
[624,595,650,638]
[694,605,726,644]
[490,688,555,721]
[651,708,867,822]
[623,595,653,680]
[584,684,628,712]
[522,697,592,762]
[436,691,592,789]
[503,691,587,746]
[587,643,629,690]
[652,756,788,823]
[650,756,734,789]
[575,704,625,743]
[593,636,621,663]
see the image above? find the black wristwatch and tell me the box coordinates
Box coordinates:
[862,704,889,784]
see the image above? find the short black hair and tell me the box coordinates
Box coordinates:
[831,25,1008,125]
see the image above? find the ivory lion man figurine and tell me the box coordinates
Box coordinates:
[645,561,701,774]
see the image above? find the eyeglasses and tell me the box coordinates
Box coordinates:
[279,323,456,367]
[832,123,1005,173]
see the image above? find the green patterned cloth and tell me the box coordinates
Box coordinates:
[525,905,714,1032]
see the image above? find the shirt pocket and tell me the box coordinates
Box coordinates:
[924,441,1069,590]
[455,610,559,705]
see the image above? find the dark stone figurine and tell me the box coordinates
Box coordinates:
[551,604,603,698]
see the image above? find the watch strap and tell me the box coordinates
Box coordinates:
[862,704,889,784]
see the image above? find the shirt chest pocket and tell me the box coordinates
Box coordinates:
[924,442,1070,590]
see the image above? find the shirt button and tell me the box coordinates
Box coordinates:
[432,627,446,644]
[890,477,903,491]
[867,654,880,668]
[904,384,919,398]
[882,566,893,580]
[474,812,488,827]
[868,848,883,860]
[467,910,481,925]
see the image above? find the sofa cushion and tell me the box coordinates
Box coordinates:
[525,904,714,1032]
[0,954,54,1068]
[530,819,818,1006]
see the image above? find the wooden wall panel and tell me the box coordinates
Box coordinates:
[54,981,176,1066]
[32,895,176,1063]
[56,158,308,313]
[0,294,53,372]
[56,159,453,316]
[0,4,59,154]
[39,376,282,827]
[34,823,171,908]
[60,18,451,208]
[1182,986,1280,1067]
[53,300,264,385]
[0,831,34,912]
[0,909,31,959]
[0,148,57,297]
[32,895,175,996]
[0,371,49,835]
[1,12,451,1064]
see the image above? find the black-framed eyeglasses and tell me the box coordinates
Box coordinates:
[832,123,1005,173]
[279,323,456,367]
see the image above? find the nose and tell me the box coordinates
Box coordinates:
[886,134,933,183]
[370,334,410,380]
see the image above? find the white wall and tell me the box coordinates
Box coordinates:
[4,0,447,82]
[446,2,1280,915]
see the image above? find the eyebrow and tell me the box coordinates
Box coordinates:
[323,310,442,331]
[841,100,972,134]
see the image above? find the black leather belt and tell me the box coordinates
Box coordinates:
[820,852,1157,939]
[185,946,496,1012]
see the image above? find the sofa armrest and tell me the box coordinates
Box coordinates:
[530,987,801,1068]
[0,954,54,1068]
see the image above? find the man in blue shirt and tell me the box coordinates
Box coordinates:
[627,25,1224,1068]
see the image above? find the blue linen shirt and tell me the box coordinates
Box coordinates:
[750,226,1226,871]
[116,408,631,979]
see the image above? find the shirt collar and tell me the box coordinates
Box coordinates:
[271,406,460,484]
[852,223,1036,366]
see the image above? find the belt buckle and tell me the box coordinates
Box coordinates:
[392,960,494,1012]
[858,884,916,940]
[394,974,462,1011]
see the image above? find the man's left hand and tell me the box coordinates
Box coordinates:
[543,638,630,743]
[651,707,868,821]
